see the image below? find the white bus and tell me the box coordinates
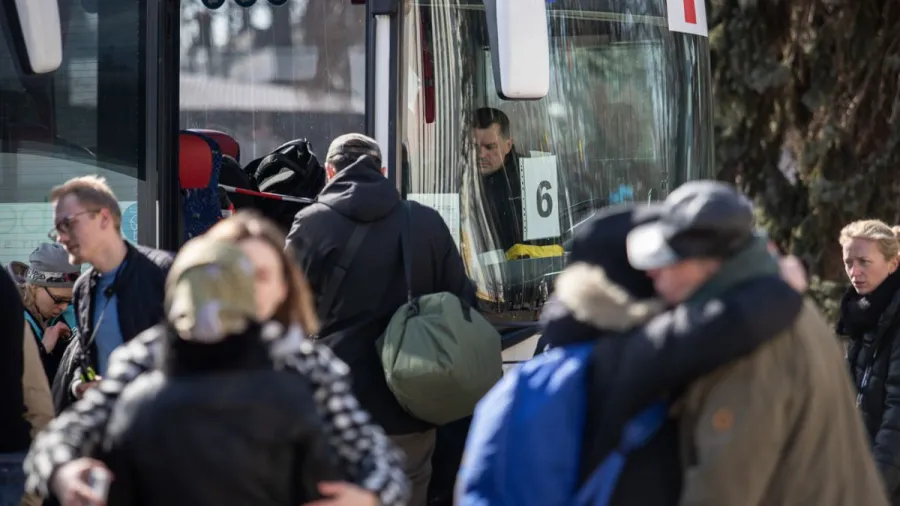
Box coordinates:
[0,0,713,362]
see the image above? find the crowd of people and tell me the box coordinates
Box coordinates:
[2,131,900,506]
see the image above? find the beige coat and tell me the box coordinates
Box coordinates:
[21,323,54,506]
[677,301,890,505]
[22,322,53,436]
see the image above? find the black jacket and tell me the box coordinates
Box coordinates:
[58,243,172,411]
[543,265,804,505]
[843,277,900,500]
[0,267,31,452]
[286,155,476,434]
[50,337,82,413]
[481,153,523,252]
[101,326,341,506]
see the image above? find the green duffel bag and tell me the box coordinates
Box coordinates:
[376,291,503,426]
[375,201,503,425]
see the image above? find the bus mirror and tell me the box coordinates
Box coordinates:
[483,0,550,100]
[6,0,63,74]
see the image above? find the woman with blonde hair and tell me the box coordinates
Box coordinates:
[25,211,408,506]
[839,219,900,504]
[7,244,80,382]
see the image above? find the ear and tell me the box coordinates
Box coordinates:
[381,166,387,177]
[891,256,899,274]
[325,164,336,179]
[99,209,113,230]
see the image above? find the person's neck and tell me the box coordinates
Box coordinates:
[91,237,128,274]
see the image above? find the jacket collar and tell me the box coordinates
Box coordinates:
[553,261,665,332]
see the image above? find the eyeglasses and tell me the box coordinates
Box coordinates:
[43,287,73,306]
[48,210,99,241]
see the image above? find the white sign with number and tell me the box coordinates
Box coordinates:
[519,155,560,241]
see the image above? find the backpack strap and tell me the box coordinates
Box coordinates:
[575,400,668,506]
[23,310,42,340]
[317,223,371,322]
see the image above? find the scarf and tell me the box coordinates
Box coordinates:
[836,270,900,339]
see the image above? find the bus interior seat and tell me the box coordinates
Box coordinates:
[179,131,214,190]
[188,128,241,163]
[178,130,222,240]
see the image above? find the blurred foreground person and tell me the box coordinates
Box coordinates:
[838,220,900,504]
[26,211,408,506]
[0,267,30,506]
[458,204,805,506]
[101,237,341,506]
[627,181,888,505]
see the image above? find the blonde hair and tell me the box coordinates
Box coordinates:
[49,176,122,230]
[19,283,37,311]
[204,210,320,336]
[839,219,900,260]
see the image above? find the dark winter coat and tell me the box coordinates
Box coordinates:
[286,155,476,435]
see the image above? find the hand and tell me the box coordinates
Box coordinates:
[778,255,808,293]
[303,482,379,506]
[767,240,808,293]
[74,380,102,399]
[43,322,71,353]
[51,458,113,506]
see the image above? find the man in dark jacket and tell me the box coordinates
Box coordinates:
[0,267,31,504]
[49,176,173,410]
[474,107,523,252]
[286,133,476,506]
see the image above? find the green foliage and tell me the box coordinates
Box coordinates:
[709,0,900,320]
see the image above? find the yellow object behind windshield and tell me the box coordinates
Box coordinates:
[505,244,564,260]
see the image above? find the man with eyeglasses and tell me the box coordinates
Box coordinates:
[44,176,172,411]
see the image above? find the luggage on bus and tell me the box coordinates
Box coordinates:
[244,139,326,232]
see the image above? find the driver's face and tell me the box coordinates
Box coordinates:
[475,124,512,176]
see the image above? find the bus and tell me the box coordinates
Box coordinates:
[0,0,713,361]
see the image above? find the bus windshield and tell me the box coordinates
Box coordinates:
[402,0,714,321]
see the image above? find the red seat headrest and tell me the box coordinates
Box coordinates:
[179,131,214,190]
[189,129,240,163]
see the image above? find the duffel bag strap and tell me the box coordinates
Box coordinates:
[317,223,371,322]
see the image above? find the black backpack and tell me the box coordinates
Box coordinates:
[244,139,326,232]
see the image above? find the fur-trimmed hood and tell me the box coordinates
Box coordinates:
[553,262,665,331]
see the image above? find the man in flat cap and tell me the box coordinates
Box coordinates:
[626,181,888,505]
[286,133,476,506]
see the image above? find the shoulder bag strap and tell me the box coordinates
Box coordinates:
[399,201,414,302]
[317,223,372,322]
